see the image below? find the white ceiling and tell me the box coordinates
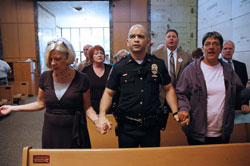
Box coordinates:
[38,1,110,28]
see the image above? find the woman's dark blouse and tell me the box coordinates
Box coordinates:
[39,70,91,148]
[82,64,112,114]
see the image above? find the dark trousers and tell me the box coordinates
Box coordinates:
[187,136,230,145]
[117,123,160,148]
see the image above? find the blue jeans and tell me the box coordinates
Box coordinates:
[0,77,8,85]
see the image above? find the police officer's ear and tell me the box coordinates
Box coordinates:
[147,39,152,47]
[126,39,129,47]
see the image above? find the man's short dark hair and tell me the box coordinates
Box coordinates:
[166,29,178,38]
[192,48,203,58]
[202,31,223,48]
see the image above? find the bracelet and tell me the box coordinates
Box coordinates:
[93,117,99,124]
[172,112,178,117]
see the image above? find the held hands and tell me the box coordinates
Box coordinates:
[173,112,179,122]
[95,116,112,134]
[178,111,190,126]
[241,104,250,113]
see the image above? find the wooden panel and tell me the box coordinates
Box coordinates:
[18,24,36,60]
[87,114,187,148]
[0,24,20,60]
[14,81,29,96]
[22,147,31,166]
[87,113,249,149]
[14,62,31,81]
[131,0,147,22]
[163,114,250,145]
[87,115,118,148]
[13,62,36,96]
[0,85,14,104]
[113,23,130,54]
[112,0,130,22]
[0,0,17,23]
[163,115,250,145]
[161,115,188,146]
[23,143,250,166]
[231,123,250,143]
[16,0,34,23]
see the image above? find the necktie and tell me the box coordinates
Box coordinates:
[169,52,176,86]
[228,60,234,70]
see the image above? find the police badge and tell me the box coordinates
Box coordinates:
[151,64,158,75]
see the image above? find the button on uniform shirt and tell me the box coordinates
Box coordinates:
[107,54,171,117]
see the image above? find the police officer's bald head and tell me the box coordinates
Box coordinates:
[128,24,148,38]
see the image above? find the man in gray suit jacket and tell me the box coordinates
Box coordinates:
[152,29,192,105]
[153,29,192,87]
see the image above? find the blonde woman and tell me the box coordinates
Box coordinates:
[0,38,101,148]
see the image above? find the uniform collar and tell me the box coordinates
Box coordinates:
[126,53,152,64]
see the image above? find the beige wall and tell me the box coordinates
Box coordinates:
[0,0,36,62]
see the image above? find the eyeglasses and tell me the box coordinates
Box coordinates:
[204,42,220,47]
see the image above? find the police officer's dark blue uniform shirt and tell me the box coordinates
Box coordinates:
[106,53,171,118]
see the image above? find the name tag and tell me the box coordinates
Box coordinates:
[152,74,158,78]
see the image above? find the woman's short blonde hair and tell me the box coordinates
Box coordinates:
[44,38,75,69]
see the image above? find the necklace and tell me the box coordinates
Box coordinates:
[54,67,73,82]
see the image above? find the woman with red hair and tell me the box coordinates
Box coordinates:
[82,45,112,114]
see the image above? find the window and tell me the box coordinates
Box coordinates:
[38,1,110,72]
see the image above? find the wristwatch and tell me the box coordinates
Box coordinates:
[172,112,178,117]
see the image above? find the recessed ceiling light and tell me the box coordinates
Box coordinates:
[73,7,83,12]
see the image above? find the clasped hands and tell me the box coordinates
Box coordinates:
[177,106,250,126]
[95,111,191,134]
[95,116,112,134]
[177,111,190,126]
[241,104,250,113]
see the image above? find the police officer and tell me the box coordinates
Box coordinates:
[96,24,179,148]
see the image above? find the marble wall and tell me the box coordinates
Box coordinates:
[198,0,250,78]
[150,0,197,53]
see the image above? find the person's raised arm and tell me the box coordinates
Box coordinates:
[0,88,45,115]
